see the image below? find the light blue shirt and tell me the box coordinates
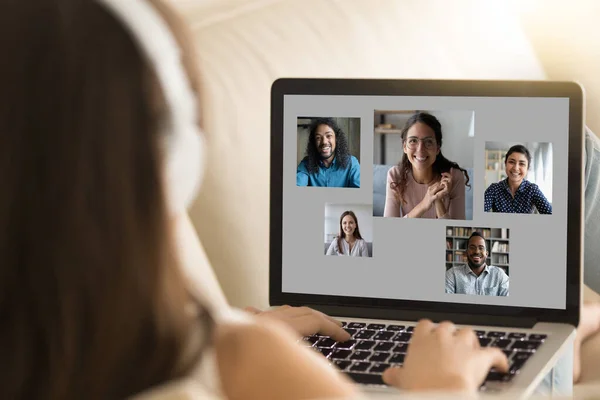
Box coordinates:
[445,264,509,296]
[296,155,360,188]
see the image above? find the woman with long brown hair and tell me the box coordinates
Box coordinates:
[0,0,214,397]
[0,0,348,398]
[326,211,369,257]
[384,112,470,219]
[0,0,517,399]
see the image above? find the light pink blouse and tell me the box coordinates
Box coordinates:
[383,166,466,219]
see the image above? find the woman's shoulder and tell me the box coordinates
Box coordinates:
[523,179,537,188]
[449,167,466,185]
[450,167,464,178]
[523,180,543,193]
[485,181,502,192]
[133,310,254,400]
[387,165,402,178]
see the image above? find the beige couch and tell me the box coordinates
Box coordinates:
[170,0,600,393]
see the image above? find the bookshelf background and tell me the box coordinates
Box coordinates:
[485,149,508,189]
[445,226,510,276]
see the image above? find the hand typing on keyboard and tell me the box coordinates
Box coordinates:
[245,304,351,342]
[382,320,509,392]
[242,306,512,395]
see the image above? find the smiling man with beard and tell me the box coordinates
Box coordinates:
[296,118,360,187]
[445,232,509,296]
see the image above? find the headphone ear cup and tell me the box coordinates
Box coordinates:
[164,127,205,214]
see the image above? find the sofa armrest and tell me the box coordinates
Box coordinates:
[578,285,600,384]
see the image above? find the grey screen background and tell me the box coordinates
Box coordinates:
[282,95,569,310]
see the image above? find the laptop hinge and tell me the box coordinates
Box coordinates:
[309,305,538,329]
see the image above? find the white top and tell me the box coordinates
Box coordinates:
[326,238,370,257]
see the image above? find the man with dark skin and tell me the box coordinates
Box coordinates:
[445,232,509,296]
[296,118,360,187]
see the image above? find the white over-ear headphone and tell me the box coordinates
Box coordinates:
[96,0,205,215]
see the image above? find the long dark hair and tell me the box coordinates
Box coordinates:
[390,112,470,204]
[303,117,350,173]
[336,211,363,254]
[0,1,207,399]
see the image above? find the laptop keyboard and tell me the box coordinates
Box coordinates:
[303,321,547,389]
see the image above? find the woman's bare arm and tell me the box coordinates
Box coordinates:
[215,318,356,400]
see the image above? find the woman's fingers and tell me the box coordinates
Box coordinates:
[272,305,314,317]
[276,306,346,330]
[271,306,344,327]
[439,182,450,196]
[455,327,479,349]
[382,366,404,387]
[252,305,351,341]
[440,172,452,188]
[428,182,441,191]
[385,320,510,393]
[479,347,510,373]
[288,314,351,341]
[434,321,457,339]
[413,319,436,335]
[431,183,449,201]
[429,183,445,195]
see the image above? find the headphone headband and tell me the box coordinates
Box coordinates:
[96,0,204,213]
[96,0,197,124]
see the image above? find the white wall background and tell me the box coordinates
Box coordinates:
[517,0,600,136]
[324,203,373,242]
[374,110,475,168]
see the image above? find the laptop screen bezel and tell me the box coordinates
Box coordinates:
[270,78,583,328]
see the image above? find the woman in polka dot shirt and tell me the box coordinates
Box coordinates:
[484,145,552,214]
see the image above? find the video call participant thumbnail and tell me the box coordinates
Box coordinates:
[326,211,369,257]
[297,117,360,188]
[445,232,509,296]
[384,112,470,219]
[484,144,552,214]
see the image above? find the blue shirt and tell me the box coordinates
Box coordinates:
[296,155,360,188]
[484,179,552,214]
[445,264,509,296]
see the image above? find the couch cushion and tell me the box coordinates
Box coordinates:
[579,286,600,384]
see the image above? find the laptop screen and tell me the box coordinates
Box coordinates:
[271,80,583,320]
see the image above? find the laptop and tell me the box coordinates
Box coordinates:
[269,78,584,396]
